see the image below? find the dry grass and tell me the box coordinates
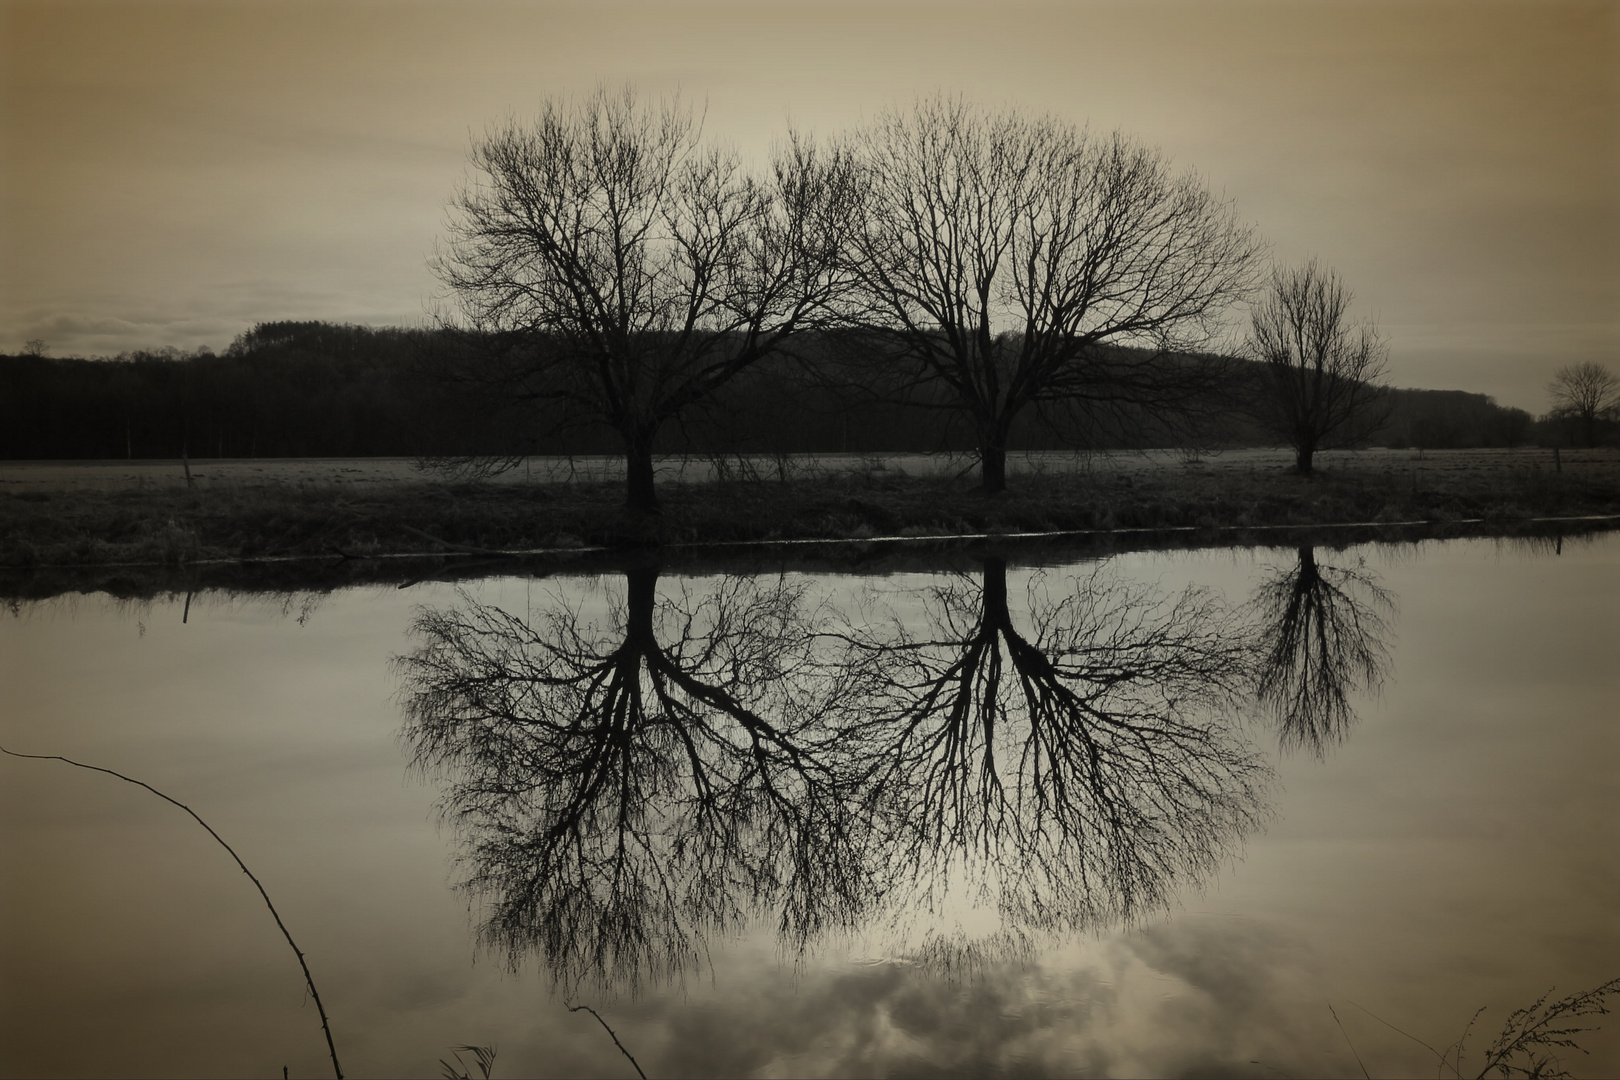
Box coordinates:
[2,449,1616,574]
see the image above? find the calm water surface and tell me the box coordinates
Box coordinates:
[2,535,1616,1078]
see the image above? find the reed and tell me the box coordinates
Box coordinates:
[0,745,345,1079]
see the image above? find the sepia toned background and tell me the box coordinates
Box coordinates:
[1,0,1615,412]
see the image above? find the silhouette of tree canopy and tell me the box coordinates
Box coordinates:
[843,96,1262,493]
[1545,361,1620,448]
[396,566,870,993]
[1,333,1545,459]
[398,560,1279,993]
[824,558,1271,935]
[1247,546,1395,756]
[430,86,858,510]
[1244,260,1390,474]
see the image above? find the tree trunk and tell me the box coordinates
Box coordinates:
[623,565,660,648]
[624,428,661,514]
[1295,443,1315,475]
[1297,546,1318,587]
[980,558,1010,630]
[981,444,1008,494]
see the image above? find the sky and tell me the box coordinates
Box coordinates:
[1,0,1615,413]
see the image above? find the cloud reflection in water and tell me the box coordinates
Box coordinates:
[397,556,1299,998]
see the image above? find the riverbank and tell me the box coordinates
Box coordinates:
[3,449,1617,581]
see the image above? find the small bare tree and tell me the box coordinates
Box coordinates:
[431,86,857,512]
[1546,361,1619,448]
[1246,260,1390,474]
[1248,546,1394,756]
[845,96,1262,493]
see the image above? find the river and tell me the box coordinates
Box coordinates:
[2,533,1615,1078]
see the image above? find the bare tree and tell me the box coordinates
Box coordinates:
[1248,546,1394,756]
[844,96,1262,493]
[431,86,857,511]
[397,557,1279,988]
[395,567,870,993]
[825,558,1271,936]
[1246,260,1390,474]
[1546,361,1620,448]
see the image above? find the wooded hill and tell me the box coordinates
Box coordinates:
[1,321,1545,461]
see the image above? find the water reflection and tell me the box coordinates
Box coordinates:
[11,534,1617,1076]
[1248,547,1395,756]
[396,566,871,993]
[830,558,1270,938]
[398,558,1277,993]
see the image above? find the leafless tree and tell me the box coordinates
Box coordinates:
[431,86,858,511]
[395,568,870,993]
[843,96,1262,493]
[1546,361,1620,448]
[1248,546,1394,756]
[1246,260,1390,474]
[824,558,1271,936]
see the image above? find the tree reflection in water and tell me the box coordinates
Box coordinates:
[1248,547,1394,756]
[396,565,870,994]
[829,558,1271,938]
[396,558,1275,993]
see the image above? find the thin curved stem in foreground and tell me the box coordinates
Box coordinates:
[0,745,343,1080]
[568,1003,648,1079]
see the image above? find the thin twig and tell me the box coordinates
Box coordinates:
[568,1003,648,1079]
[1331,1003,1371,1080]
[1348,998,1459,1077]
[439,1044,497,1080]
[0,745,343,1079]
[1474,978,1620,1079]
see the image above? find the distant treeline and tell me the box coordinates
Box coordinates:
[0,320,1556,461]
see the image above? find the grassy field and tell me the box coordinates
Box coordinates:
[3,449,1617,586]
[4,446,1614,491]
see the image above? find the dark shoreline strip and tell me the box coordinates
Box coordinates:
[4,513,1618,572]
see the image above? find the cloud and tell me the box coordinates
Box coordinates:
[5,1,1611,407]
[509,915,1345,1078]
[2,286,430,357]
